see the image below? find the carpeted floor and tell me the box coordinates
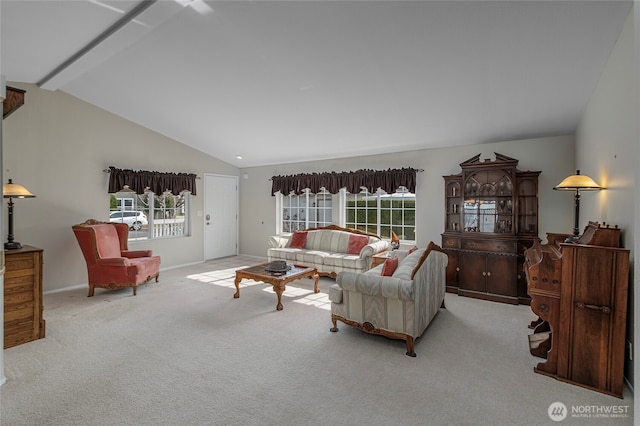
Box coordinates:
[0,256,633,425]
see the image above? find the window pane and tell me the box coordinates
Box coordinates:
[309,189,332,228]
[346,190,378,235]
[281,188,332,232]
[110,192,150,240]
[283,192,306,232]
[110,191,190,240]
[347,186,415,241]
[152,192,189,238]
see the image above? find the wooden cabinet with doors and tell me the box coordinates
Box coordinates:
[442,153,540,304]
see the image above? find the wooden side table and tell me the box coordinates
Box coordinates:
[371,251,393,268]
[4,245,45,348]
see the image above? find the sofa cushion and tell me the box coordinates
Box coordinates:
[381,256,399,276]
[347,234,369,255]
[296,250,329,265]
[290,231,308,248]
[392,248,424,280]
[323,253,365,270]
[306,230,350,252]
[267,247,300,261]
[336,272,414,301]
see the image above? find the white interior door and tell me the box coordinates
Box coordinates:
[204,174,238,260]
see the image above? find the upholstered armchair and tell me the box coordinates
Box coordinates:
[72,219,160,296]
[329,242,447,356]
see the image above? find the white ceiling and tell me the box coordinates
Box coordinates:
[1,0,633,168]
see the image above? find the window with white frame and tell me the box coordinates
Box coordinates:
[278,188,332,233]
[109,190,190,240]
[345,186,415,241]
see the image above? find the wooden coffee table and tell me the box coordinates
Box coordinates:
[234,263,320,311]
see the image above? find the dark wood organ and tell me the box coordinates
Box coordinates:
[524,222,629,398]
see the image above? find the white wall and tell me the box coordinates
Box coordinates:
[575,8,637,389]
[2,83,239,293]
[239,135,576,258]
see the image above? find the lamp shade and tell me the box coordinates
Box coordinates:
[3,179,35,198]
[553,170,603,191]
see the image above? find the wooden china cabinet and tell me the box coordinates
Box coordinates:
[442,153,540,305]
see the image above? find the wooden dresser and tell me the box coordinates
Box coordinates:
[524,223,629,398]
[4,245,45,349]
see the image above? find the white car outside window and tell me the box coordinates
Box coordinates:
[109,211,148,231]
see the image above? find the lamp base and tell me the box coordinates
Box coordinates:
[5,241,23,250]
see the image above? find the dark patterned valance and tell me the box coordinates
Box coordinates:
[108,166,197,195]
[271,168,418,195]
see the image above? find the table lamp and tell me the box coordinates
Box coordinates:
[4,179,35,249]
[553,170,603,239]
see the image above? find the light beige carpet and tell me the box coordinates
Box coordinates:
[0,256,633,425]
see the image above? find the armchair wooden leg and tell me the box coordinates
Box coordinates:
[132,285,137,296]
[405,337,416,357]
[88,285,95,297]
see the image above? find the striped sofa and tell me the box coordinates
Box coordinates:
[329,242,448,356]
[267,225,389,278]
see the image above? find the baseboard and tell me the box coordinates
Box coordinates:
[44,284,86,295]
[44,261,206,295]
[44,255,268,295]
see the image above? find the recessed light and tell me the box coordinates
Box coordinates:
[236,155,243,160]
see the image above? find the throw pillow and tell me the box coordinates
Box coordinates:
[290,231,308,249]
[381,256,399,276]
[347,234,369,255]
[408,245,418,254]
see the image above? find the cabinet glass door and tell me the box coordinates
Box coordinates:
[463,171,513,233]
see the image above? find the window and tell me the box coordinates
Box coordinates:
[109,190,190,240]
[277,188,332,234]
[345,186,415,241]
[275,185,414,242]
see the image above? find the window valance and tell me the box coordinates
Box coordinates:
[107,166,198,195]
[271,168,418,195]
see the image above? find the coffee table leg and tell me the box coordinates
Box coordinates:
[274,284,285,311]
[234,274,241,299]
[313,272,320,294]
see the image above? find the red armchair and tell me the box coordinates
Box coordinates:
[72,219,160,297]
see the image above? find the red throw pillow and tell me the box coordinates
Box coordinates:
[290,231,308,248]
[347,234,369,255]
[408,245,418,254]
[381,256,399,276]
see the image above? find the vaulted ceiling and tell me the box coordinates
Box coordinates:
[1,1,633,167]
